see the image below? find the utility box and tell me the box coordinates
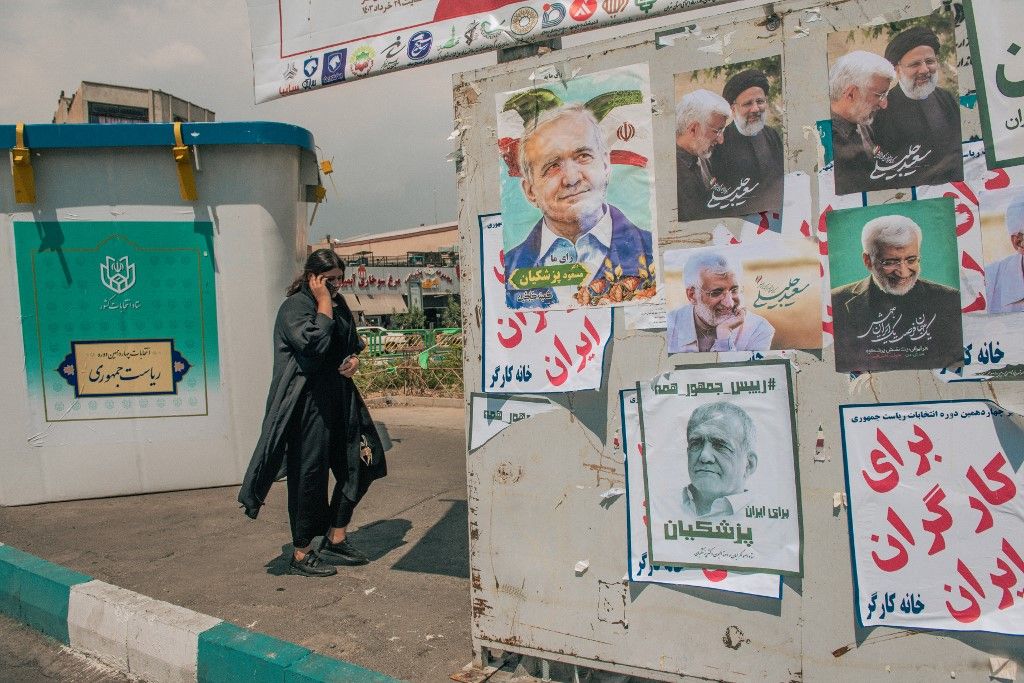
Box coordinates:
[0,122,319,505]
[455,0,1024,680]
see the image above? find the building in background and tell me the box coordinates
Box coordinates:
[53,82,215,124]
[310,222,459,328]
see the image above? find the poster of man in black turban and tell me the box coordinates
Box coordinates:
[827,13,963,195]
[674,56,784,221]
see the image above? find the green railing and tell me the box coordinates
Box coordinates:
[359,328,462,359]
[354,347,463,398]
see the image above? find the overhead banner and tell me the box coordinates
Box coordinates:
[841,400,1024,636]
[245,0,738,103]
[11,221,219,427]
[479,213,611,392]
[621,390,782,597]
[637,360,802,575]
[965,0,1024,169]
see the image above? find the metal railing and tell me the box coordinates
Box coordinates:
[359,328,463,359]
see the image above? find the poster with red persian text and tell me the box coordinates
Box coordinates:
[841,400,1024,635]
[479,213,611,392]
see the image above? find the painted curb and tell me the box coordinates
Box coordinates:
[0,543,400,682]
[0,543,91,644]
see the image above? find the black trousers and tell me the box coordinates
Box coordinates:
[283,389,371,548]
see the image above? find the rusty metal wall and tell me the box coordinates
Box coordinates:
[455,0,1024,679]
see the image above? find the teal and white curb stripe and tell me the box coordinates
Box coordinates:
[0,544,398,682]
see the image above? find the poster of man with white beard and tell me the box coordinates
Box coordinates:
[826,197,964,372]
[827,13,963,195]
[674,55,784,221]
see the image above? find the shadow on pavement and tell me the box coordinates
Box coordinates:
[265,547,294,576]
[391,500,468,579]
[262,518,415,575]
[348,518,413,560]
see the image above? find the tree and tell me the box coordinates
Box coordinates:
[440,295,462,329]
[390,306,427,330]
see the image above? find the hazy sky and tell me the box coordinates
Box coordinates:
[0,1,735,241]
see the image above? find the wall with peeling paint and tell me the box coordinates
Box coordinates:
[455,0,1024,679]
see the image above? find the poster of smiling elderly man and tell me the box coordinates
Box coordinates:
[827,13,962,195]
[497,63,658,310]
[827,197,964,372]
[637,360,801,575]
[663,239,824,353]
[980,188,1024,314]
[674,56,784,222]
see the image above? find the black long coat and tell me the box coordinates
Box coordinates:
[237,283,386,519]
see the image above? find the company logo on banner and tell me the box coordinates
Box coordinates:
[569,0,597,21]
[246,0,734,102]
[350,45,375,77]
[407,31,432,61]
[322,49,346,85]
[302,56,319,77]
[841,400,1024,636]
[542,3,566,28]
[510,7,540,34]
[603,0,628,16]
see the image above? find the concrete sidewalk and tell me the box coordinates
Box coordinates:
[0,406,472,682]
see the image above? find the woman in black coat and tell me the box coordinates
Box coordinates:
[238,249,387,577]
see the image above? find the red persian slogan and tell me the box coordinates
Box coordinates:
[842,400,1024,635]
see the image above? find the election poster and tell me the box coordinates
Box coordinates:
[636,360,801,575]
[937,313,1024,382]
[826,12,963,195]
[826,197,964,372]
[497,63,659,310]
[246,0,736,103]
[11,220,218,429]
[841,400,1024,635]
[966,0,1024,169]
[621,389,782,597]
[479,213,611,393]
[980,187,1024,314]
[674,55,785,221]
[663,239,823,354]
[469,393,557,451]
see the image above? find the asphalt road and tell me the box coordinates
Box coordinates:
[0,612,131,682]
[0,406,474,682]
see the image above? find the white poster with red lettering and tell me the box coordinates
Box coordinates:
[841,400,1024,635]
[479,213,611,392]
[621,389,782,597]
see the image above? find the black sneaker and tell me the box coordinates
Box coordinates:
[288,550,338,577]
[319,537,369,565]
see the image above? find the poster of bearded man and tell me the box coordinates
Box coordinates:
[497,63,659,310]
[673,55,785,222]
[826,12,963,195]
[826,197,964,372]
